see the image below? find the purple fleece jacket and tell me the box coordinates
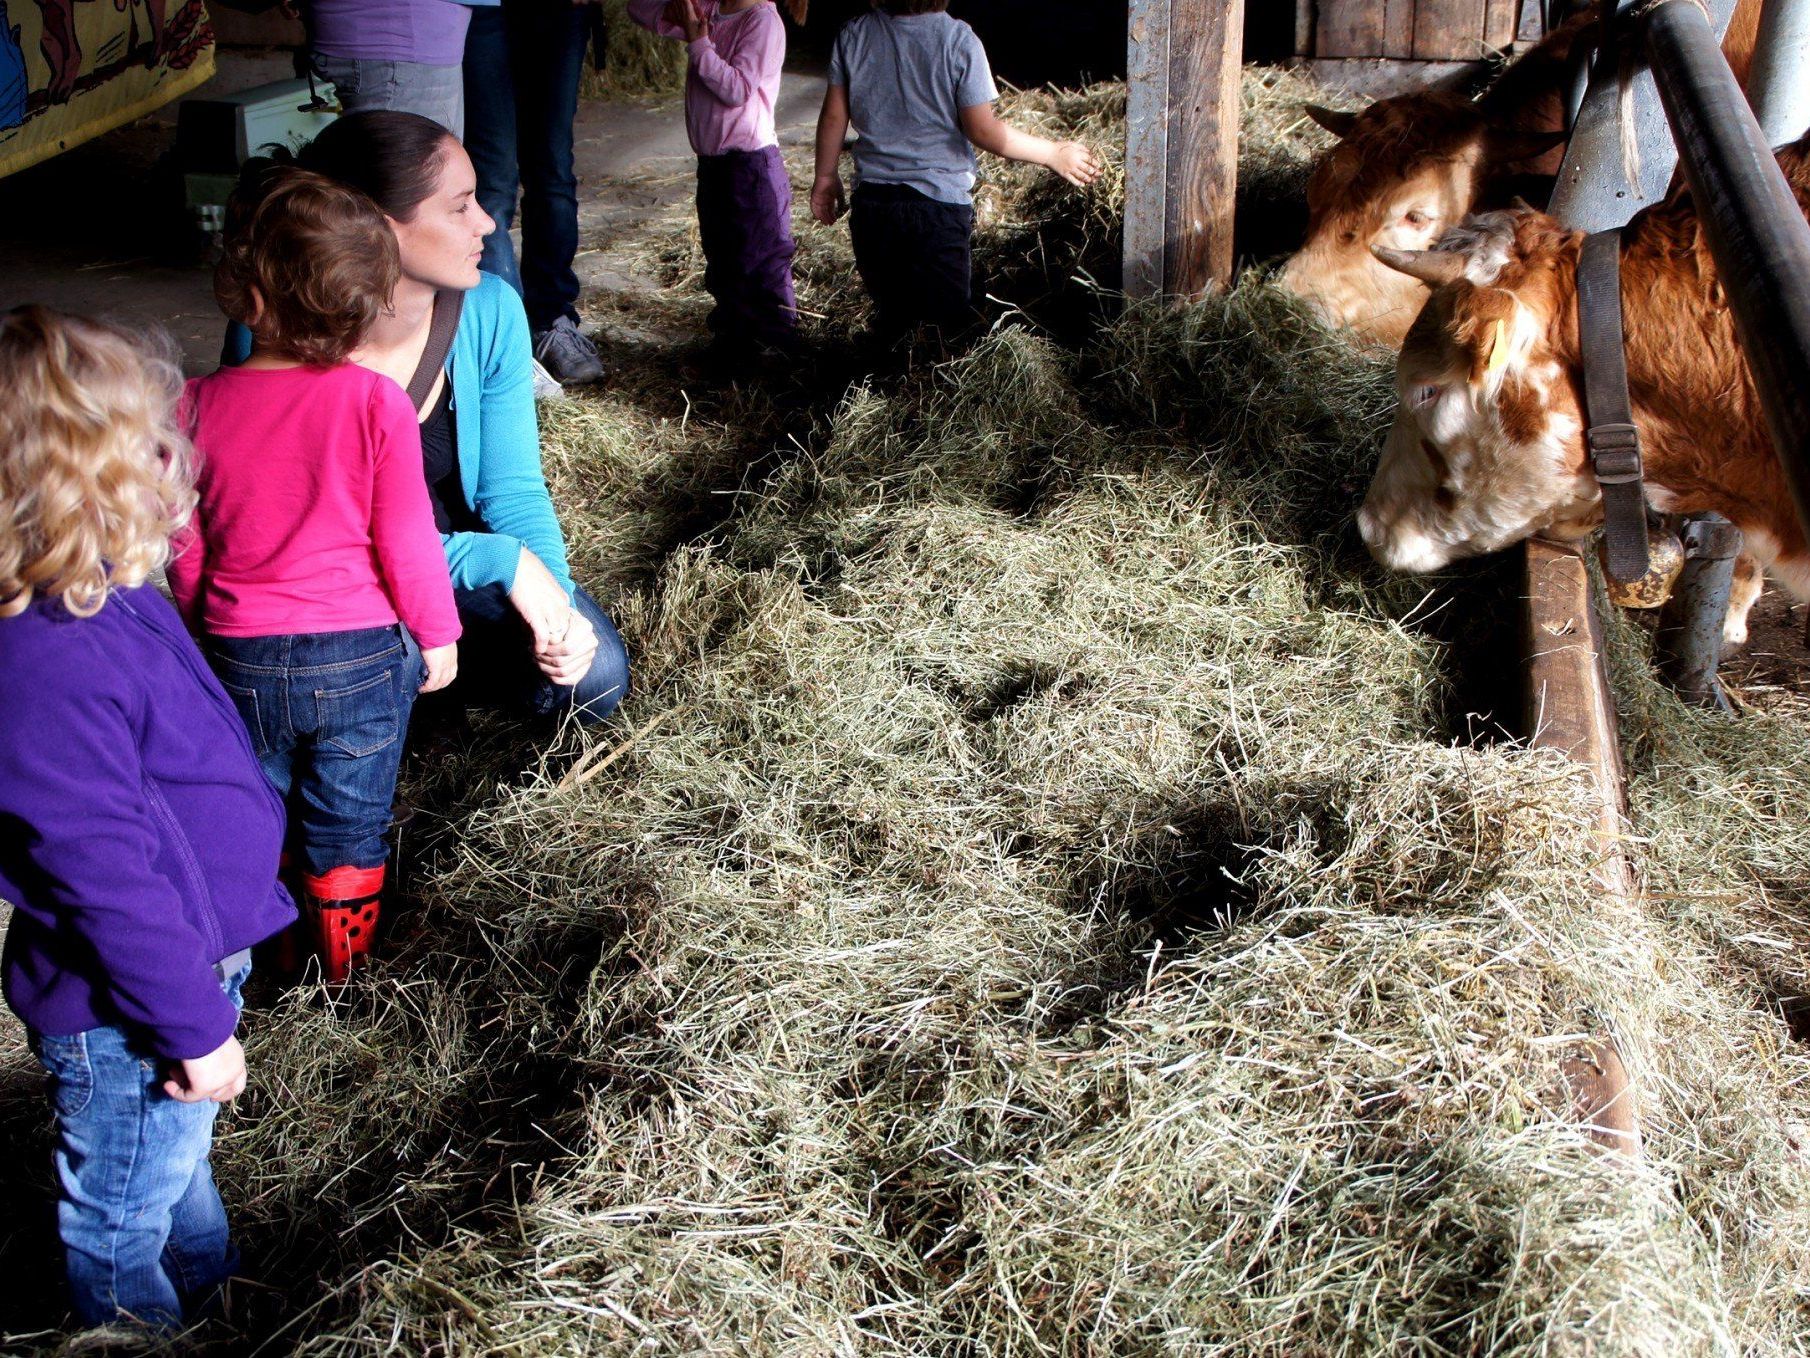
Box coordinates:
[0,584,295,1059]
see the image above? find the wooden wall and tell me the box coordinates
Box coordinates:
[1304,0,1519,61]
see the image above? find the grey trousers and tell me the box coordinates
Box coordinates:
[310,54,465,138]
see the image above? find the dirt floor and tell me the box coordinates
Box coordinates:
[0,50,826,374]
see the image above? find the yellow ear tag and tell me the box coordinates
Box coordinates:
[1485,318,1512,377]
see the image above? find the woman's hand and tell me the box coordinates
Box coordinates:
[678,0,708,42]
[509,548,573,647]
[509,548,596,686]
[539,608,598,688]
[419,643,459,693]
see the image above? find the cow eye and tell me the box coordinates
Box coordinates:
[1410,383,1442,410]
[1340,228,1359,245]
[1405,209,1433,227]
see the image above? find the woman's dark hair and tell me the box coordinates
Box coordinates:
[215,164,400,365]
[294,110,456,223]
[875,0,949,12]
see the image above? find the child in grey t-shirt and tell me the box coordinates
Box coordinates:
[810,0,1100,349]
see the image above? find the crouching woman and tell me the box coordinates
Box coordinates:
[0,307,295,1331]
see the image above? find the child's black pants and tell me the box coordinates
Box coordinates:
[849,181,975,348]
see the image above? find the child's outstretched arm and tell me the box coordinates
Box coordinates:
[960,103,1103,188]
[811,84,851,225]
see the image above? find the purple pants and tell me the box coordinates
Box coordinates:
[696,146,798,356]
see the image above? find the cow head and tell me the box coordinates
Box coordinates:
[1357,209,1602,573]
[1280,98,1567,349]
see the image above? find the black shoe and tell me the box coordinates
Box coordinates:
[532,316,605,386]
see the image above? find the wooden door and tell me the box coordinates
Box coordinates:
[1313,0,1518,60]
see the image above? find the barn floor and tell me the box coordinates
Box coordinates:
[1,56,1808,1358]
[0,50,825,375]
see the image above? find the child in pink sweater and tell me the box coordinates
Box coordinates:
[170,165,459,982]
[628,0,801,367]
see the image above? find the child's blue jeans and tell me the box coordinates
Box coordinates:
[32,960,250,1330]
[203,627,421,875]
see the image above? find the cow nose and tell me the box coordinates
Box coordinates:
[1356,504,1381,549]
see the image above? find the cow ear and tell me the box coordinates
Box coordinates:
[1488,128,1569,163]
[1305,104,1360,139]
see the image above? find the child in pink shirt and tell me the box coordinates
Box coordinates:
[628,0,801,367]
[170,165,459,982]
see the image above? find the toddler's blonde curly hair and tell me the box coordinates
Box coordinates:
[0,307,195,618]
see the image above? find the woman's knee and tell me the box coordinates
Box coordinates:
[570,589,629,724]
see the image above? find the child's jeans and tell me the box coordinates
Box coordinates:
[849,181,976,348]
[203,627,421,875]
[696,145,798,357]
[33,959,250,1330]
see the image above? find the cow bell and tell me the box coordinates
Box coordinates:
[1600,528,1686,609]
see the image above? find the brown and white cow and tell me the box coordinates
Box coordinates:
[1356,137,1810,639]
[1280,1,1762,349]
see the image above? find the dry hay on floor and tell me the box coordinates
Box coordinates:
[175,295,1808,1357]
[581,0,688,103]
[5,70,1810,1358]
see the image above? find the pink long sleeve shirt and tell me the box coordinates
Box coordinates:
[627,0,784,156]
[169,364,461,649]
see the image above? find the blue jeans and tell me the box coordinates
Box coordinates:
[463,2,589,330]
[204,628,420,875]
[443,582,628,724]
[310,53,465,138]
[33,961,250,1330]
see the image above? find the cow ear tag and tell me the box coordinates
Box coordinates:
[1485,318,1511,377]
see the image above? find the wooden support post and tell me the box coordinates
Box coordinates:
[1124,0,1245,301]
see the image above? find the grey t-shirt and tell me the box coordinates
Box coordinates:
[828,11,1000,206]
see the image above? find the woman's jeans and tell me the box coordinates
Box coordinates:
[463,1,589,330]
[442,582,628,724]
[204,628,420,875]
[33,960,250,1330]
[310,53,465,138]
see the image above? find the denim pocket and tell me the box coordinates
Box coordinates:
[35,1032,94,1119]
[217,679,267,756]
[316,668,401,758]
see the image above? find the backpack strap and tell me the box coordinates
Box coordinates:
[405,288,466,416]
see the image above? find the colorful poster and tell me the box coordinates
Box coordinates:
[0,1,214,180]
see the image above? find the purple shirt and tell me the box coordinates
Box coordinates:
[627,0,785,156]
[310,0,473,67]
[0,585,295,1059]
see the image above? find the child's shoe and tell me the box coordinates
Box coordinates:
[300,863,385,983]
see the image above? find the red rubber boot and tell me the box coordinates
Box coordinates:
[300,864,385,983]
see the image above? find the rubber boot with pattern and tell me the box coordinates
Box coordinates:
[301,863,384,983]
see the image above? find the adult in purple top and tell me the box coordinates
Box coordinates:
[303,0,476,136]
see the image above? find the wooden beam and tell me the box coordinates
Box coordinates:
[1521,538,1642,1158]
[1125,0,1245,301]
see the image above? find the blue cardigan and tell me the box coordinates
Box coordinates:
[225,273,575,597]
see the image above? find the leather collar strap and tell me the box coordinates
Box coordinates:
[1575,228,1650,582]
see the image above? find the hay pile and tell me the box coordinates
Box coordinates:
[3,69,1810,1358]
[582,0,688,103]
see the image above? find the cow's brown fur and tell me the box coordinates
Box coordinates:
[1359,136,1810,612]
[1282,0,1762,349]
